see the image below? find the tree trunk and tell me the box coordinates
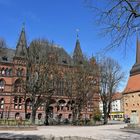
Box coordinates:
[72,108,77,125]
[24,102,27,119]
[44,106,49,125]
[103,102,108,124]
[31,107,37,125]
[103,113,108,124]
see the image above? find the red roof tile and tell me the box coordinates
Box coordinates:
[123,74,140,94]
[112,92,122,100]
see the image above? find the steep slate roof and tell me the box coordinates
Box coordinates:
[46,45,73,65]
[15,27,28,58]
[0,48,15,63]
[29,40,73,65]
[123,35,140,94]
[73,38,84,65]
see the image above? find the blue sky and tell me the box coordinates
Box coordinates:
[0,0,137,91]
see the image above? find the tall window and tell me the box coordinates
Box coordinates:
[20,68,24,76]
[0,79,5,92]
[17,68,21,76]
[5,68,9,76]
[9,69,12,76]
[16,68,24,77]
[26,98,32,109]
[14,96,22,109]
[14,79,23,92]
[0,98,4,109]
[1,68,5,76]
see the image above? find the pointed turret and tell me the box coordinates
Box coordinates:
[15,25,27,58]
[130,33,140,76]
[136,35,140,64]
[73,35,84,65]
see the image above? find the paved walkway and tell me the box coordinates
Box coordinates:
[0,124,140,139]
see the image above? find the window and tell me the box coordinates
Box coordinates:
[0,98,4,109]
[14,79,23,92]
[1,68,5,76]
[26,98,32,109]
[62,60,67,64]
[38,113,42,120]
[17,68,21,76]
[0,79,5,92]
[2,56,8,61]
[9,69,12,76]
[5,68,9,76]
[26,113,31,120]
[20,69,24,76]
[14,96,22,109]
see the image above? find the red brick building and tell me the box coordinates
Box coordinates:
[123,35,140,123]
[0,27,99,124]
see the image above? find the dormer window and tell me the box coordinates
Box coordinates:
[62,60,67,64]
[2,56,8,61]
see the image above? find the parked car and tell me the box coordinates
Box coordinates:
[124,118,130,123]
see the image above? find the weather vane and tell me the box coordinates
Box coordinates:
[22,22,25,30]
[76,28,80,39]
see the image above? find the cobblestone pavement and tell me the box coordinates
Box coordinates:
[0,124,140,140]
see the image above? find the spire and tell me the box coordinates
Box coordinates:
[136,33,140,64]
[130,32,140,76]
[73,33,84,65]
[15,24,27,58]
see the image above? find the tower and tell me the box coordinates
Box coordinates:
[73,34,84,65]
[130,34,140,76]
[14,25,28,60]
[123,33,140,123]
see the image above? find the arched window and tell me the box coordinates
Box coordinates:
[26,113,31,120]
[0,98,4,109]
[58,99,66,111]
[14,79,23,92]
[9,69,12,76]
[14,96,22,109]
[15,112,20,118]
[0,79,5,92]
[26,98,32,109]
[38,113,42,120]
[5,68,9,76]
[1,68,5,76]
[17,68,21,76]
[20,69,24,76]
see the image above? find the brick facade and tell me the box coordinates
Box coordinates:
[0,27,99,124]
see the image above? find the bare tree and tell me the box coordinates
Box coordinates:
[66,57,98,125]
[25,39,58,124]
[0,38,7,52]
[85,0,140,49]
[98,57,124,124]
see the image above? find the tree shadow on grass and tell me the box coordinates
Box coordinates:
[0,133,96,140]
[0,133,44,140]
